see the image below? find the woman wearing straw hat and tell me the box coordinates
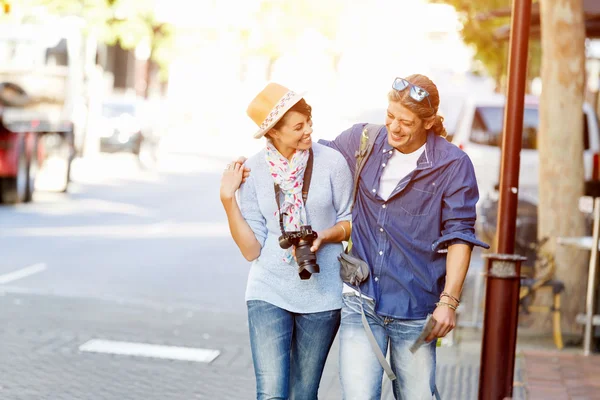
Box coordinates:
[220,83,353,399]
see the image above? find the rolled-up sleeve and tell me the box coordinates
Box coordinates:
[238,175,268,248]
[331,152,354,223]
[432,155,490,252]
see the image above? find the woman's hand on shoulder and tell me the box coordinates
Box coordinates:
[220,162,245,201]
[233,156,251,183]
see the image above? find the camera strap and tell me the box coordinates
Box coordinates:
[274,148,314,235]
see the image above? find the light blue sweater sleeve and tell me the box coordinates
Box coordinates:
[238,174,268,248]
[331,152,353,224]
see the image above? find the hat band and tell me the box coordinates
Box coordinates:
[259,91,297,130]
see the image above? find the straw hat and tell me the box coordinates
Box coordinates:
[247,83,305,139]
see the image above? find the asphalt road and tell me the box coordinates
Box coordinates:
[0,154,261,400]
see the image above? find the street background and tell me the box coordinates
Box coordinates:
[2,0,600,399]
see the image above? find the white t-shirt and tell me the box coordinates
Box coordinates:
[378,143,426,200]
[342,143,426,298]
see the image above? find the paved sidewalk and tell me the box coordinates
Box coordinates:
[0,289,533,400]
[323,326,524,399]
[523,349,600,399]
[431,328,527,400]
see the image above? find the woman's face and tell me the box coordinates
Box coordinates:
[271,111,313,153]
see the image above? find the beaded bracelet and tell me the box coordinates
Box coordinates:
[440,291,460,305]
[435,301,457,311]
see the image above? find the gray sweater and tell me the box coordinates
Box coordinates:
[239,142,353,313]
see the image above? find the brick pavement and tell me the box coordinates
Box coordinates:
[0,290,258,400]
[1,288,536,399]
[523,349,600,400]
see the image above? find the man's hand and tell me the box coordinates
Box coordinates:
[425,304,456,342]
[232,156,251,183]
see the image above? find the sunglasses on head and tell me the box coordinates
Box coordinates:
[392,77,433,110]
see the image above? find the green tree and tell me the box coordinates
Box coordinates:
[243,0,345,80]
[439,0,588,336]
[432,0,541,92]
[538,0,587,335]
[24,0,175,97]
[105,6,176,97]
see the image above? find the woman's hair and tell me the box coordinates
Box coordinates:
[387,74,447,137]
[271,98,312,131]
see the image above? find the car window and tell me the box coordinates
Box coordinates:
[470,106,539,149]
[102,103,136,118]
[470,106,591,151]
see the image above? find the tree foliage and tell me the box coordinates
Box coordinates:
[432,0,541,91]
[23,0,175,82]
[241,0,346,78]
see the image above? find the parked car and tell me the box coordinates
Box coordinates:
[452,95,600,253]
[451,94,600,202]
[98,98,162,169]
[99,100,144,155]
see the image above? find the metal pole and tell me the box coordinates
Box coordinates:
[584,197,600,356]
[478,0,532,398]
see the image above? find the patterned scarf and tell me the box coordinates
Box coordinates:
[265,140,310,264]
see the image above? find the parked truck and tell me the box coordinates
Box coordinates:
[0,18,90,204]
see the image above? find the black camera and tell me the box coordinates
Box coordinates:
[279,225,320,280]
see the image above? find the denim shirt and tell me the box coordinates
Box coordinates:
[319,124,489,319]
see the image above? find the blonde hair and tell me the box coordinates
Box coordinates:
[387,74,447,137]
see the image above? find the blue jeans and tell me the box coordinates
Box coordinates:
[339,293,439,400]
[247,300,341,400]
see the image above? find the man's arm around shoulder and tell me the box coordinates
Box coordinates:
[317,123,365,171]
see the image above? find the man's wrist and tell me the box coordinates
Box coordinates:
[435,301,458,311]
[440,291,461,307]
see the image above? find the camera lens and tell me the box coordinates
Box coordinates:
[296,240,319,280]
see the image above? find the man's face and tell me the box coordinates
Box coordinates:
[385,101,431,154]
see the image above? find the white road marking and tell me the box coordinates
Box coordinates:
[0,222,230,238]
[0,285,227,315]
[10,198,155,218]
[0,263,47,285]
[79,339,220,363]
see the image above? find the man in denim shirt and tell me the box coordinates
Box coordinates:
[319,74,489,399]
